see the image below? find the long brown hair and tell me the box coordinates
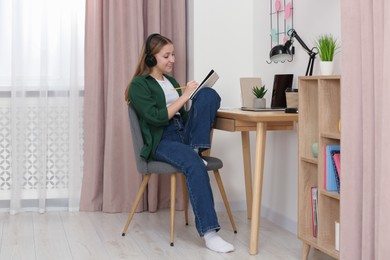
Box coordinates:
[125,34,173,103]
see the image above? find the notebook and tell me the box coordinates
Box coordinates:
[189,69,219,99]
[240,74,294,111]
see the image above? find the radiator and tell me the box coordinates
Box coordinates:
[0,93,83,200]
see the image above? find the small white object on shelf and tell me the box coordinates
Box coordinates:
[335,221,340,251]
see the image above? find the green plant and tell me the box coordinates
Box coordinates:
[315,34,340,61]
[252,85,268,98]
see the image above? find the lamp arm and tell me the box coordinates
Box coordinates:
[289,29,313,55]
[287,29,318,76]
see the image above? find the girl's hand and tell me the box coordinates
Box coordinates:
[182,80,198,99]
[167,80,198,119]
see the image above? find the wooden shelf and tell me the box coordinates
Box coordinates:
[298,76,341,259]
[300,156,318,165]
[321,132,341,140]
[320,190,340,200]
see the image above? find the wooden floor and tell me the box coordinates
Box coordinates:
[0,210,335,260]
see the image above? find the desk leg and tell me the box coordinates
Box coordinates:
[249,122,267,255]
[241,131,252,219]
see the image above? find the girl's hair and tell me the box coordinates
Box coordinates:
[125,34,173,102]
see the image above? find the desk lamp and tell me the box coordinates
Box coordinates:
[270,29,318,76]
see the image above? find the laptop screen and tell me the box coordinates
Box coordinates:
[270,74,294,108]
[240,77,262,108]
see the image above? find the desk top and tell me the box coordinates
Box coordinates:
[217,108,298,123]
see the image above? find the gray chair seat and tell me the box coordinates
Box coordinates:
[147,156,223,174]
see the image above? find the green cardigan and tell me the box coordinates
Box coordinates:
[128,74,188,161]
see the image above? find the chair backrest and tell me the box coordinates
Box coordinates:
[128,104,148,173]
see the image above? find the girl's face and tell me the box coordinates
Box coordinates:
[153,43,175,74]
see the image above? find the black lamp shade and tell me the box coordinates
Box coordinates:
[270,43,292,62]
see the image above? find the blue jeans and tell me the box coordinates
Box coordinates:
[155,88,221,236]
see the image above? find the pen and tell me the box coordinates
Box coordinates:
[173,86,187,90]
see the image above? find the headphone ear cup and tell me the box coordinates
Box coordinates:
[144,54,157,67]
[144,33,160,67]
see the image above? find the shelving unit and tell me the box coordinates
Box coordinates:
[298,76,341,259]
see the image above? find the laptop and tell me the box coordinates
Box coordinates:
[240,74,294,111]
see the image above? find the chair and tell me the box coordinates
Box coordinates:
[121,104,237,246]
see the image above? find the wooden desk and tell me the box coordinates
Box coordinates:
[213,108,298,255]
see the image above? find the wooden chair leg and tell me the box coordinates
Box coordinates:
[122,174,151,236]
[213,170,238,233]
[170,173,177,246]
[181,174,189,225]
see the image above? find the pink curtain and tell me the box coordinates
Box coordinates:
[341,0,390,259]
[80,0,187,212]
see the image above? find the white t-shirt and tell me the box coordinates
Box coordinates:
[156,76,179,106]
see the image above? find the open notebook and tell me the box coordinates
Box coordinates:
[240,74,293,111]
[189,69,219,99]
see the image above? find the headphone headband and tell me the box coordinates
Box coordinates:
[145,33,160,55]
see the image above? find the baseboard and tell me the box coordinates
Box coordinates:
[260,205,297,235]
[214,201,297,235]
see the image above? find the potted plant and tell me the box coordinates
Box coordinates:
[252,85,268,108]
[315,34,340,75]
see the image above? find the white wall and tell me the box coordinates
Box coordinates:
[188,0,340,234]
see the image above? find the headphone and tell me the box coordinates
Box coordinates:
[144,33,160,67]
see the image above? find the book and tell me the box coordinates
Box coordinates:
[331,152,341,193]
[189,69,219,99]
[311,187,318,237]
[333,153,341,176]
[324,145,340,191]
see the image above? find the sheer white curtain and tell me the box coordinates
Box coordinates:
[0,0,85,213]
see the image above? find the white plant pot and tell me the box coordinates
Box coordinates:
[253,98,266,109]
[320,61,334,75]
